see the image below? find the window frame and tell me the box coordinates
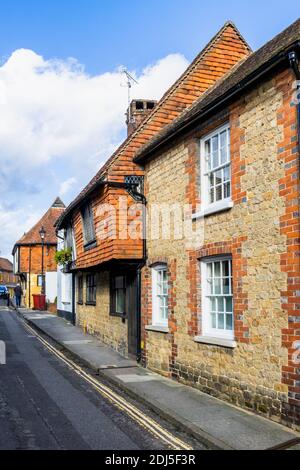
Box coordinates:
[201,256,234,340]
[152,264,169,327]
[37,274,45,288]
[86,273,97,306]
[77,275,83,305]
[200,124,231,213]
[65,224,77,261]
[81,203,96,250]
[110,273,127,318]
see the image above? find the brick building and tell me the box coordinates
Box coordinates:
[135,19,300,429]
[13,198,65,309]
[56,21,250,357]
[56,18,300,429]
[0,257,18,297]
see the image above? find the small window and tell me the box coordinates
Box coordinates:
[110,274,126,317]
[65,225,76,259]
[81,204,96,248]
[37,275,45,288]
[86,274,96,305]
[78,276,83,304]
[201,257,234,339]
[201,125,231,209]
[152,265,168,326]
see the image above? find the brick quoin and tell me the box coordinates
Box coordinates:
[276,69,300,426]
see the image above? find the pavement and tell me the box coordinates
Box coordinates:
[0,307,191,450]
[18,307,300,450]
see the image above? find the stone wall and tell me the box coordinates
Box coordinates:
[142,70,300,429]
[76,271,128,357]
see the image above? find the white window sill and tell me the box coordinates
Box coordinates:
[194,335,237,349]
[192,200,233,220]
[145,325,169,334]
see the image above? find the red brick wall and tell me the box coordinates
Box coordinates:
[276,69,300,426]
[19,245,57,274]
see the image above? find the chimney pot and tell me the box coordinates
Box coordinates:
[126,99,157,137]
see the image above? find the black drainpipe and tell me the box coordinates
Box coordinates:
[107,180,147,362]
[288,51,300,164]
[131,187,147,363]
[29,246,32,309]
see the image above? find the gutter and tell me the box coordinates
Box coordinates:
[135,41,300,163]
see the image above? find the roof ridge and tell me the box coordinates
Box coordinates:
[135,17,300,162]
[57,21,251,226]
[103,21,251,174]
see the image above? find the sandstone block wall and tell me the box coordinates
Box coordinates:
[142,70,300,429]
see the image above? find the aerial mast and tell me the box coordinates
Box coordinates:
[122,69,138,125]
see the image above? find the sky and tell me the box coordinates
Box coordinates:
[0,0,299,259]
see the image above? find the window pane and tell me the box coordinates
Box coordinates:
[211,313,216,329]
[212,135,218,152]
[214,262,221,277]
[223,165,230,182]
[218,297,224,313]
[214,278,221,295]
[223,260,229,277]
[218,314,225,329]
[226,314,233,331]
[224,182,231,198]
[223,278,230,295]
[216,185,222,201]
[226,297,233,313]
[116,289,125,313]
[215,169,222,186]
[210,297,216,312]
[207,263,213,278]
[115,276,125,289]
[220,131,228,164]
[205,140,211,170]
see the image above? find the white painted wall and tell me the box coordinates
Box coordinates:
[46,271,57,304]
[57,229,73,314]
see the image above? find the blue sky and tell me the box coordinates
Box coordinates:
[0,1,299,259]
[0,0,298,74]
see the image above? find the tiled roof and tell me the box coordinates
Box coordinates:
[0,258,13,272]
[57,21,251,228]
[135,17,300,162]
[14,198,65,248]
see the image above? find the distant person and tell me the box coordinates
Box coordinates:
[14,284,23,308]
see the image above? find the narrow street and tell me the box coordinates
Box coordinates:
[0,307,197,450]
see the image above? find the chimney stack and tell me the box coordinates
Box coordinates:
[126,99,157,137]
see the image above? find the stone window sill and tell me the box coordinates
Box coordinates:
[194,335,237,349]
[145,325,169,334]
[192,200,233,220]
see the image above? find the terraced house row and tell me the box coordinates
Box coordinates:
[55,19,300,430]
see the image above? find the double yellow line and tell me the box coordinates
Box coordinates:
[22,320,193,451]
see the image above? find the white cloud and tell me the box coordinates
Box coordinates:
[0,203,42,261]
[0,49,189,259]
[0,49,188,170]
[59,177,77,197]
